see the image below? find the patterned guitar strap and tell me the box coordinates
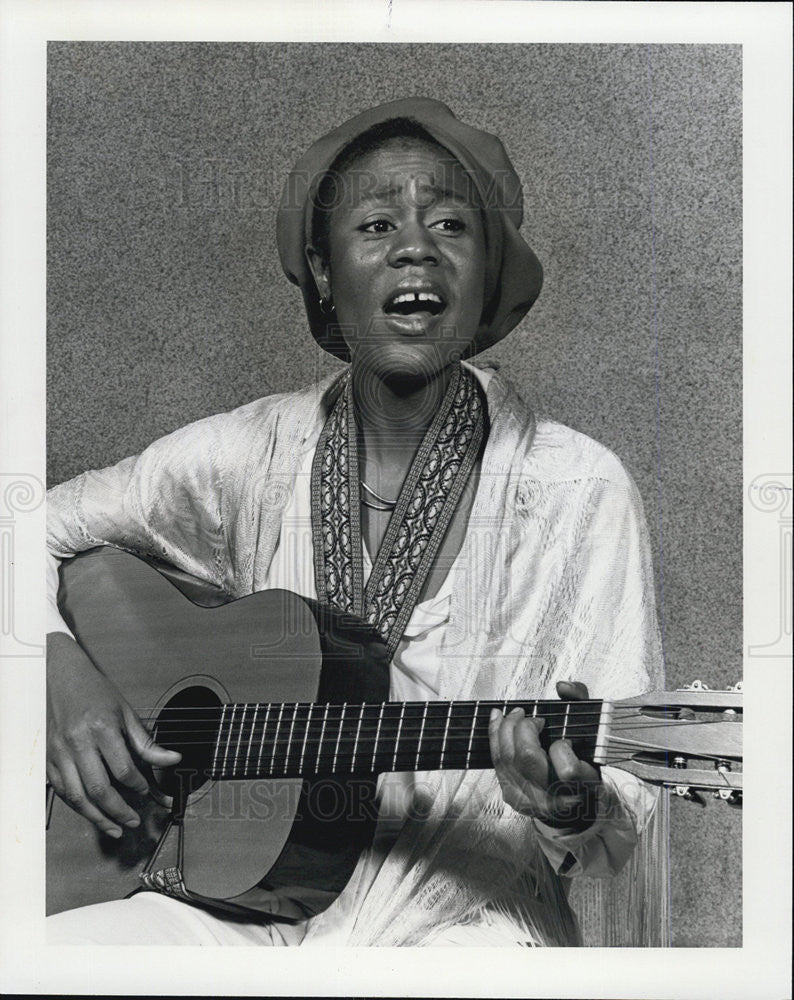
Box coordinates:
[311,363,485,658]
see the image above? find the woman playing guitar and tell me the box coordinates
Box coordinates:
[46,98,665,945]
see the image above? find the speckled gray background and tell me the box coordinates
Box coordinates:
[47,42,742,946]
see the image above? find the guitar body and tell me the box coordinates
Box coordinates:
[47,548,390,920]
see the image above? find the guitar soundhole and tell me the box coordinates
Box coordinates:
[151,685,223,800]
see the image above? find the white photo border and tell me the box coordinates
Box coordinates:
[0,1,791,997]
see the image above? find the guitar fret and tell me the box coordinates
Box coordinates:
[255,704,271,776]
[592,701,613,765]
[212,703,228,777]
[392,703,406,771]
[233,704,248,778]
[465,700,479,768]
[371,703,385,771]
[569,698,601,761]
[351,703,366,773]
[414,703,429,770]
[245,704,259,776]
[316,703,330,774]
[332,702,347,772]
[269,704,284,775]
[221,704,237,777]
[298,703,313,774]
[439,702,453,768]
[562,701,570,741]
[284,703,299,775]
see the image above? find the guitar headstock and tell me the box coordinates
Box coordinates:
[599,680,743,805]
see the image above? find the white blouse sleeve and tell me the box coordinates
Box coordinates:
[532,768,659,877]
[46,415,234,635]
[530,456,664,877]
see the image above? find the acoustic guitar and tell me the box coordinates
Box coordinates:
[47,548,743,920]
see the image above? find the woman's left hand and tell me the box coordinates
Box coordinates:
[489,681,601,831]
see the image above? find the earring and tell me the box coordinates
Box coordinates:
[319,296,334,316]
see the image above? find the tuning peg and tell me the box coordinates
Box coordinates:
[678,679,710,692]
[673,785,706,806]
[713,789,742,807]
[727,681,743,692]
[677,680,708,691]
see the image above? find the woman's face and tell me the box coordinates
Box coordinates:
[307,138,487,385]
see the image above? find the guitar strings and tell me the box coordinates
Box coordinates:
[139,707,732,728]
[139,713,732,736]
[140,708,618,733]
[134,705,690,726]
[142,711,626,739]
[139,718,741,753]
[132,696,740,712]
[140,713,736,737]
[601,732,742,761]
[136,723,739,746]
[139,720,740,775]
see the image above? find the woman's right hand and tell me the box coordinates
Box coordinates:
[46,631,181,838]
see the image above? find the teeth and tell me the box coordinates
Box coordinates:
[390,292,443,305]
[384,290,446,317]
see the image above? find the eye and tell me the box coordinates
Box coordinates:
[429,218,465,234]
[360,218,395,234]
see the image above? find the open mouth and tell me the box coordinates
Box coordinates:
[383,291,446,317]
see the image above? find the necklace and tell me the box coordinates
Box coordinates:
[360,479,397,511]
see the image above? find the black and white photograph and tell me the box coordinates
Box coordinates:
[0,2,790,997]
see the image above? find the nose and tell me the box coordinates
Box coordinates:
[387,220,439,268]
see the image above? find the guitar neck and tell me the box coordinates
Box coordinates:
[202,699,605,779]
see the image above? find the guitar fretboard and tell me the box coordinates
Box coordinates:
[202,699,603,779]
